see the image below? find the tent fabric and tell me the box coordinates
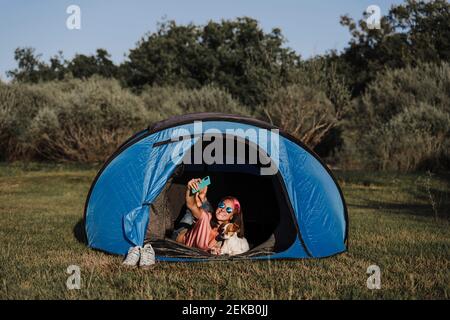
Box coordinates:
[84,113,348,260]
[86,133,199,253]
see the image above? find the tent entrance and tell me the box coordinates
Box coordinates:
[146,135,298,258]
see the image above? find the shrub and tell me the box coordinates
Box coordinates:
[139,85,251,122]
[0,82,56,160]
[261,84,338,148]
[282,57,352,156]
[0,79,250,162]
[294,57,351,116]
[0,77,152,162]
[362,104,450,171]
[36,77,154,162]
[340,62,450,171]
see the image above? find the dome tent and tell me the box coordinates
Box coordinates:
[84,113,348,260]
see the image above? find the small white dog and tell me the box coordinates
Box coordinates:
[218,223,250,256]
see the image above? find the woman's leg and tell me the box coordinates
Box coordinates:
[171,208,195,241]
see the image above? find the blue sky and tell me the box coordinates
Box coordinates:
[0,0,404,80]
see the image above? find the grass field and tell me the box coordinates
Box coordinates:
[0,162,448,299]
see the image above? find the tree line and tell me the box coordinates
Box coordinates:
[2,0,449,170]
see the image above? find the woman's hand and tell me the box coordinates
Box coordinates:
[187,178,201,193]
[187,178,207,206]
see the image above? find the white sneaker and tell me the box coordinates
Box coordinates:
[139,243,155,269]
[122,246,141,267]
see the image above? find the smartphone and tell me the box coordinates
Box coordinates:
[192,176,211,194]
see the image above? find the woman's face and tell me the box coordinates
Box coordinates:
[215,199,235,222]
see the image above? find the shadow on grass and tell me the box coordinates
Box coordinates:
[350,201,433,217]
[349,197,449,220]
[73,219,88,245]
[345,170,450,220]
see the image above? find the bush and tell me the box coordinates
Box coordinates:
[0,77,152,162]
[363,104,450,171]
[140,85,251,122]
[293,57,351,116]
[0,79,250,162]
[340,62,450,171]
[261,84,338,148]
[280,57,352,156]
[0,82,56,160]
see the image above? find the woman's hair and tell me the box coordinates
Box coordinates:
[210,196,245,238]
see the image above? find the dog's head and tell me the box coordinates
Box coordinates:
[216,223,240,241]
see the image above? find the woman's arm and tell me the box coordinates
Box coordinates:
[185,178,205,220]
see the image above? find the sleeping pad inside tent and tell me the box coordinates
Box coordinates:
[84,113,348,261]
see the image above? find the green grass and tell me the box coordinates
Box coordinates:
[0,162,449,299]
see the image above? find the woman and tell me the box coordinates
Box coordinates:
[175,178,243,255]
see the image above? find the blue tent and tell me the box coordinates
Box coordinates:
[84,113,348,260]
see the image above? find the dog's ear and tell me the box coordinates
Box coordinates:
[230,223,240,232]
[219,223,228,233]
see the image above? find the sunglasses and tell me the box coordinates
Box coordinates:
[218,201,233,214]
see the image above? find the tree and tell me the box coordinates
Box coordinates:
[67,49,118,79]
[7,47,53,83]
[7,48,118,82]
[121,17,301,107]
[339,0,450,95]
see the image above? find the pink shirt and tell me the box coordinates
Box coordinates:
[184,209,218,251]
